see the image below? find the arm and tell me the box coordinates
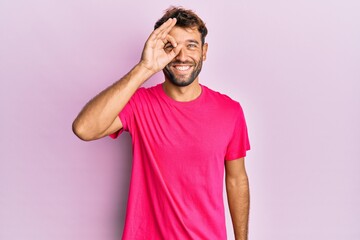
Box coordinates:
[225,157,250,240]
[72,18,182,141]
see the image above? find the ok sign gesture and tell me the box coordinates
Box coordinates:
[140,18,182,74]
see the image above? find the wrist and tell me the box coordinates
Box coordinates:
[129,62,156,85]
[137,61,157,76]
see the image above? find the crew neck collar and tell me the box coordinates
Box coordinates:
[157,83,205,106]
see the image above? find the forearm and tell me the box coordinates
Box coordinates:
[72,63,153,140]
[73,18,179,141]
[226,175,250,240]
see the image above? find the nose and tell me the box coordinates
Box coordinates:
[175,47,187,62]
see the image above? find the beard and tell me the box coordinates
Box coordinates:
[163,59,203,87]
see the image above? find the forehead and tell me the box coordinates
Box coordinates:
[168,26,202,43]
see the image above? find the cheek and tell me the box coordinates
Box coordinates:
[189,51,202,61]
[197,53,204,63]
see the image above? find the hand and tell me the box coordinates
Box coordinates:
[139,18,181,74]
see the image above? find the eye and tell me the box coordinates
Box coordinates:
[187,43,199,50]
[188,44,197,49]
[164,44,174,50]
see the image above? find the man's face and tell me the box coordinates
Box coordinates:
[163,26,208,87]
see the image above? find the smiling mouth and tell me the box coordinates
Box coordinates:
[174,65,191,71]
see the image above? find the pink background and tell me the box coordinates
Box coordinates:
[1,0,359,239]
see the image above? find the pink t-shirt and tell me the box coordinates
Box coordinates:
[110,84,250,239]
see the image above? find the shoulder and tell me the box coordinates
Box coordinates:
[131,84,161,101]
[126,84,165,114]
[202,85,243,111]
[202,85,247,130]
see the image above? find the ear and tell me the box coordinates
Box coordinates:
[202,43,208,61]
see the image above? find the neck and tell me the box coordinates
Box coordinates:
[162,79,202,102]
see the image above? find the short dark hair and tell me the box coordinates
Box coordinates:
[154,6,208,45]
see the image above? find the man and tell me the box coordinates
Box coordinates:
[73,7,250,240]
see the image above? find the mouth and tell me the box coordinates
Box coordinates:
[170,64,193,74]
[174,65,191,71]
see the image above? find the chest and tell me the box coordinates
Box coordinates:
[133,102,235,160]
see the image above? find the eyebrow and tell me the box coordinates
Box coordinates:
[165,39,200,47]
[186,40,200,45]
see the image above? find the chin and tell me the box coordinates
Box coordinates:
[169,77,196,87]
[164,70,198,87]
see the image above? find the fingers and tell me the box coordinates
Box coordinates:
[166,35,177,48]
[157,18,177,36]
[141,18,179,72]
[160,19,177,40]
[148,18,177,43]
[168,43,183,59]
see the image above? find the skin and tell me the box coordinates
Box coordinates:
[163,27,205,87]
[72,17,249,239]
[225,157,250,240]
[162,26,208,101]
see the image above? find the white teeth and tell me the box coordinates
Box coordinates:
[175,66,190,71]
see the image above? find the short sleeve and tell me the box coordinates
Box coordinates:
[109,88,142,139]
[225,103,251,160]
